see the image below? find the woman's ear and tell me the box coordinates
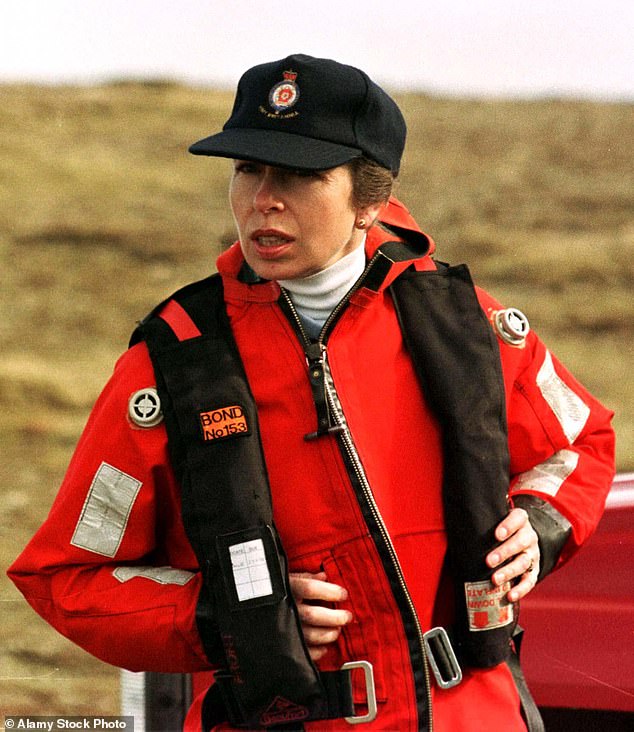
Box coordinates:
[355,202,385,230]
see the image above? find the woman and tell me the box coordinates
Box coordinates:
[9,54,615,731]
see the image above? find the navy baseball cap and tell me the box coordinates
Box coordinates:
[189,54,406,174]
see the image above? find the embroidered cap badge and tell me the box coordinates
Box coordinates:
[269,70,300,112]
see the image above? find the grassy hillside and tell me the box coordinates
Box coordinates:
[1,82,632,715]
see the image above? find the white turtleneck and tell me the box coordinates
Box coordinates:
[278,240,366,339]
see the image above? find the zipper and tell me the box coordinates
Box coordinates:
[282,253,379,441]
[323,359,434,732]
[279,275,434,730]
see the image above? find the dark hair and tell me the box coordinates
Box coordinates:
[347,156,396,209]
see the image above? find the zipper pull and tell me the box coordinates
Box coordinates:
[304,343,344,441]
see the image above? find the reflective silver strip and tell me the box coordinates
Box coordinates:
[71,462,142,557]
[514,449,579,497]
[113,565,195,586]
[537,351,590,443]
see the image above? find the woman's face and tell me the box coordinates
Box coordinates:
[229,161,379,281]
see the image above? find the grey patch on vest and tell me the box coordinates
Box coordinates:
[71,462,142,557]
[113,565,195,586]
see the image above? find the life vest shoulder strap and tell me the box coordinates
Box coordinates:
[130,273,223,348]
[390,264,514,668]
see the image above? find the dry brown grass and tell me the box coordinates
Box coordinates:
[1,82,632,716]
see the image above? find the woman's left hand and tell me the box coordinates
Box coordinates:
[486,508,540,602]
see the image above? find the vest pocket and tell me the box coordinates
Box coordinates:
[322,552,388,703]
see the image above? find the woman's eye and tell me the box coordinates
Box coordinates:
[289,169,321,179]
[234,161,259,174]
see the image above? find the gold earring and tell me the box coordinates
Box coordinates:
[357,218,366,229]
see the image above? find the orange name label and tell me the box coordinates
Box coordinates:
[200,405,249,442]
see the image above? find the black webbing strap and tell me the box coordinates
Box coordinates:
[508,628,546,732]
[424,624,544,731]
[202,670,354,731]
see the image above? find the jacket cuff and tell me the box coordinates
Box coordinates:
[512,494,572,581]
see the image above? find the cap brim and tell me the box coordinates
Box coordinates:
[188,128,362,171]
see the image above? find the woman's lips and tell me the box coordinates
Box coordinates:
[251,230,294,259]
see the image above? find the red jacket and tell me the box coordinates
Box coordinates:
[8,199,615,730]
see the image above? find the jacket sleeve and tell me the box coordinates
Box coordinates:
[504,328,616,575]
[7,343,213,673]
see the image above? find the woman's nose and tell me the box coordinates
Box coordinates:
[253,168,285,213]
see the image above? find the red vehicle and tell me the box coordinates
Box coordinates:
[521,473,634,730]
[122,475,634,730]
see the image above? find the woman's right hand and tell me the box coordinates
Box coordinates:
[289,571,353,661]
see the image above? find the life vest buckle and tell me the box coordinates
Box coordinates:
[342,660,378,725]
[423,626,463,689]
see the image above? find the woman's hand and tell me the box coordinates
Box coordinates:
[486,508,540,602]
[289,571,353,661]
